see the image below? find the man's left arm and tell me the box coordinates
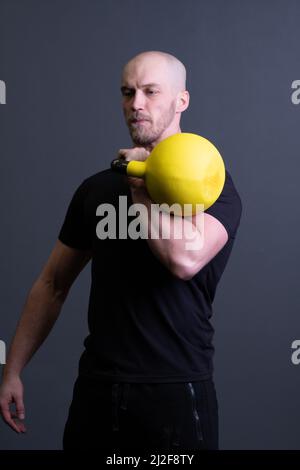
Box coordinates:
[120,146,228,280]
[130,185,228,281]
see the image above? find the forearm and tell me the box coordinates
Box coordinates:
[2,279,66,380]
[130,186,203,278]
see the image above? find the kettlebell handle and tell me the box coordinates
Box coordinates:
[111,158,146,178]
[110,158,129,174]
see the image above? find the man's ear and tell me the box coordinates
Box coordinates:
[176,90,190,113]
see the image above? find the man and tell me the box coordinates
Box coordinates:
[0,51,242,451]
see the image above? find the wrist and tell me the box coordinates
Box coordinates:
[2,364,21,381]
[130,184,149,199]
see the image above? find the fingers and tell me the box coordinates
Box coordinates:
[118,149,129,159]
[118,148,150,164]
[11,412,27,433]
[15,396,25,420]
[13,394,26,433]
[0,388,26,434]
[1,405,26,433]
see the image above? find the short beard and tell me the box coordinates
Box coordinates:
[129,128,155,147]
[128,100,176,147]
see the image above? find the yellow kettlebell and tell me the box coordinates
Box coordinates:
[111,133,225,215]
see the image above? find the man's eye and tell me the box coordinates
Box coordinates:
[122,90,134,97]
[147,90,158,95]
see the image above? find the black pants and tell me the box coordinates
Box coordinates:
[63,375,219,452]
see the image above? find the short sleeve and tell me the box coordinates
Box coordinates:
[205,170,242,240]
[58,179,92,250]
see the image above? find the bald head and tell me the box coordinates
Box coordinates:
[122,51,187,95]
[121,50,189,147]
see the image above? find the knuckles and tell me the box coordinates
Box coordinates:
[118,147,149,162]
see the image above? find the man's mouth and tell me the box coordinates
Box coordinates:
[130,115,150,123]
[130,119,149,126]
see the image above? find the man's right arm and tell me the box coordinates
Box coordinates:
[0,239,92,433]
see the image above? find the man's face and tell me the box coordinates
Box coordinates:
[121,57,178,147]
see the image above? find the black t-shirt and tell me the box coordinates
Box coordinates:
[58,168,242,382]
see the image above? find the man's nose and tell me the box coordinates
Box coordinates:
[131,90,145,110]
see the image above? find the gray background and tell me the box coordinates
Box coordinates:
[0,0,299,450]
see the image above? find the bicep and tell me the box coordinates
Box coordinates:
[192,212,229,270]
[38,240,92,296]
